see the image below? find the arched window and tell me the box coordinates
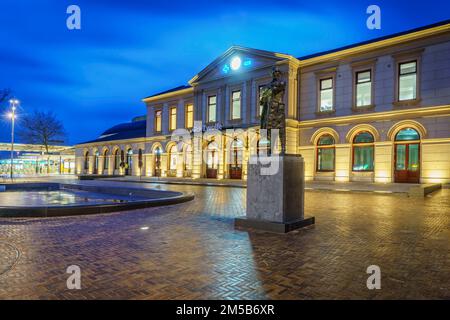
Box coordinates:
[126,149,133,175]
[169,144,178,171]
[114,149,120,170]
[316,134,335,172]
[84,151,89,170]
[395,128,420,141]
[352,131,374,171]
[184,144,193,171]
[138,149,143,169]
[154,146,162,177]
[103,149,109,170]
[120,150,125,171]
[93,151,100,173]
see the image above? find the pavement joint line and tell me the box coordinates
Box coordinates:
[0,241,21,277]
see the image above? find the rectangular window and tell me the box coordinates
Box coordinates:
[398,61,417,101]
[319,78,334,112]
[185,103,194,129]
[208,95,217,123]
[355,70,372,107]
[231,90,241,120]
[353,146,374,171]
[154,110,162,133]
[169,107,177,131]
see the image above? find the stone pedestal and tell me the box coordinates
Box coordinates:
[235,154,315,233]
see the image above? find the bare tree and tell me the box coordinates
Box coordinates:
[18,110,66,173]
[0,89,11,105]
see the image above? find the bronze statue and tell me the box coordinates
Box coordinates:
[260,67,286,155]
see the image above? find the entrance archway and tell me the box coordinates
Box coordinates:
[168,144,178,177]
[206,141,219,179]
[154,147,162,177]
[93,151,99,174]
[183,144,193,177]
[394,128,420,183]
[229,139,243,179]
[103,149,109,174]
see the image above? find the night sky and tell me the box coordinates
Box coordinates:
[1,0,449,145]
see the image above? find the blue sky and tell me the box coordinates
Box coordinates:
[0,0,449,144]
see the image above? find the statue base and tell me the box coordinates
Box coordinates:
[235,154,315,233]
[235,216,315,233]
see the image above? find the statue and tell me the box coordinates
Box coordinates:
[259,67,286,155]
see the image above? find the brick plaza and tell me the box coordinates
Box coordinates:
[0,182,449,299]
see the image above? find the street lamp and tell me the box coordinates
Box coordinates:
[8,98,19,180]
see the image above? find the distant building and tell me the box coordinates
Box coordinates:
[76,20,450,184]
[0,143,75,176]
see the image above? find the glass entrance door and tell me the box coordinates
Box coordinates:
[394,143,420,183]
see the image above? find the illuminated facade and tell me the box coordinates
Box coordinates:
[76,21,450,184]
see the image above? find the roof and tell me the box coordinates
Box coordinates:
[78,119,146,145]
[143,85,192,100]
[140,19,450,103]
[298,18,450,60]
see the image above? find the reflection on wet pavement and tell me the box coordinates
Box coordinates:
[0,181,449,299]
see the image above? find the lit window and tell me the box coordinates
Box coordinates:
[352,131,374,172]
[317,134,335,172]
[398,61,417,101]
[103,150,109,170]
[169,145,177,170]
[169,107,177,131]
[184,144,192,171]
[208,96,217,123]
[395,128,420,141]
[355,70,372,107]
[114,150,120,169]
[319,78,334,112]
[231,90,241,120]
[84,152,89,170]
[154,110,162,133]
[185,103,194,129]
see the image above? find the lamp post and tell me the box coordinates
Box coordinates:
[8,99,19,180]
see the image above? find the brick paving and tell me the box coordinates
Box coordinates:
[0,181,449,299]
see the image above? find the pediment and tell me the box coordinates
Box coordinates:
[189,46,292,85]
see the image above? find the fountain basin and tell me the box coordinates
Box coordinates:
[0,183,194,218]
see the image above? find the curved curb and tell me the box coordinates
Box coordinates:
[0,183,195,218]
[0,242,21,277]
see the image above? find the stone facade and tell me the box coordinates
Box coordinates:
[75,22,450,184]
